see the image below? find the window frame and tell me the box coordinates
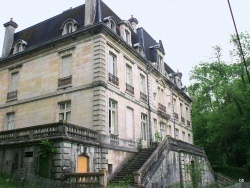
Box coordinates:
[59,101,71,123]
[141,113,148,141]
[6,112,15,130]
[109,99,117,134]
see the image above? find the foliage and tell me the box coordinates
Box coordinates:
[154,130,162,142]
[37,139,57,178]
[38,139,57,158]
[189,32,250,177]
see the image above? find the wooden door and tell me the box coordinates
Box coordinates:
[77,156,88,173]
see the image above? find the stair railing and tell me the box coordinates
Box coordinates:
[134,136,171,187]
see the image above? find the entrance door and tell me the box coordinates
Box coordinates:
[77,156,88,173]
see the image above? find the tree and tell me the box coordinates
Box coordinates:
[189,33,250,174]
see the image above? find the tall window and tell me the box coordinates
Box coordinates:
[180,103,183,116]
[141,114,147,141]
[125,29,130,44]
[109,100,117,134]
[109,53,116,76]
[126,64,132,85]
[61,55,72,78]
[186,107,189,119]
[168,125,172,136]
[188,134,191,142]
[158,88,164,104]
[160,123,166,140]
[7,113,15,130]
[126,108,134,139]
[59,101,71,122]
[182,131,185,141]
[175,128,179,139]
[140,74,146,93]
[10,72,19,92]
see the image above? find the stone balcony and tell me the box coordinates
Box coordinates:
[0,122,98,146]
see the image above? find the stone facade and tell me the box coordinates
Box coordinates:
[0,0,203,184]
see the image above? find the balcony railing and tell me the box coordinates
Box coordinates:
[63,172,107,187]
[110,134,119,145]
[0,122,98,145]
[158,103,166,113]
[174,112,179,119]
[181,116,185,124]
[187,120,191,127]
[126,83,134,95]
[108,73,119,86]
[58,76,72,87]
[140,92,147,103]
[7,90,18,100]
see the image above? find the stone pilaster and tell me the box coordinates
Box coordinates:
[93,35,107,133]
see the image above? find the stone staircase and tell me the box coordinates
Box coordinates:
[109,147,156,185]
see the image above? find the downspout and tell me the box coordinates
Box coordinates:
[146,64,153,145]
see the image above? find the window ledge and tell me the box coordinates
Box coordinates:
[57,84,72,90]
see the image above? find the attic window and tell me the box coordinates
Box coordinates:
[61,19,78,35]
[13,40,27,54]
[104,17,116,33]
[133,43,144,56]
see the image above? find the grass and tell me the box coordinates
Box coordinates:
[0,174,19,188]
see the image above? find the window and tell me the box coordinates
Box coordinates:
[59,101,71,122]
[186,107,189,119]
[188,134,191,142]
[7,113,15,130]
[141,114,147,141]
[61,19,78,35]
[110,20,116,31]
[158,56,163,72]
[104,17,116,33]
[108,53,119,86]
[109,100,117,134]
[109,53,116,75]
[13,40,27,54]
[66,23,73,34]
[126,64,132,85]
[160,123,166,140]
[7,72,19,100]
[25,151,34,158]
[175,128,179,139]
[168,125,172,136]
[126,108,134,139]
[10,72,19,92]
[58,55,72,87]
[61,55,72,78]
[140,74,146,94]
[180,103,183,116]
[125,29,130,44]
[182,131,185,141]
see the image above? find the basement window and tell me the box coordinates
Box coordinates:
[25,151,34,158]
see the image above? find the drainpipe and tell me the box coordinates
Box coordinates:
[146,64,153,146]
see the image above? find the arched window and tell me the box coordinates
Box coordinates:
[13,40,27,54]
[61,19,78,35]
[133,43,145,56]
[103,17,116,33]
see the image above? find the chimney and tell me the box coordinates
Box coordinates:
[129,15,139,32]
[84,0,97,26]
[2,18,18,57]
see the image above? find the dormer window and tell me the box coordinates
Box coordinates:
[13,40,27,54]
[103,17,116,33]
[119,21,132,46]
[133,43,145,56]
[61,19,78,35]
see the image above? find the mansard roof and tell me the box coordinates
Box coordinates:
[10,1,165,64]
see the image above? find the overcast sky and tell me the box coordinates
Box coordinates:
[0,0,249,86]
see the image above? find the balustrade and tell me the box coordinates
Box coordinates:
[108,73,119,86]
[140,92,147,103]
[58,76,72,87]
[126,83,134,95]
[0,122,98,145]
[7,90,18,100]
[158,103,166,113]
